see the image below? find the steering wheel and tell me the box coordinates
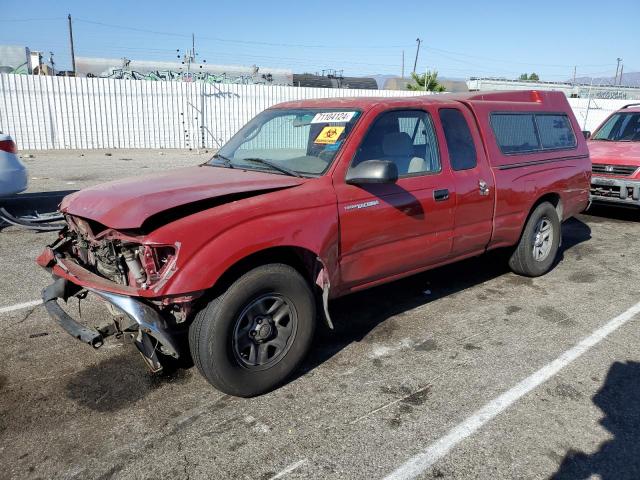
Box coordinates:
[317,149,335,162]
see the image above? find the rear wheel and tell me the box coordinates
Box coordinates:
[509,202,561,277]
[189,263,316,397]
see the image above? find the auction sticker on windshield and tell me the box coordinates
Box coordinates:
[315,126,345,144]
[311,111,356,123]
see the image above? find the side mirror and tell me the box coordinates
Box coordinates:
[346,160,398,185]
[582,130,591,139]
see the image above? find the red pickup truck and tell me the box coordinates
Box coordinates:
[588,103,640,207]
[38,90,590,396]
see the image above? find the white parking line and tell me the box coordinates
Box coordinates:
[269,459,308,479]
[383,300,640,480]
[0,300,42,314]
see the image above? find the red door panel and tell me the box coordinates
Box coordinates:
[334,108,456,290]
[336,177,455,288]
[438,107,495,257]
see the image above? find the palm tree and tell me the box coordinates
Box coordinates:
[407,70,446,92]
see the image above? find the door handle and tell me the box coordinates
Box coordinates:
[479,180,490,196]
[434,189,449,202]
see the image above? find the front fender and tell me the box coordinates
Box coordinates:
[160,204,340,295]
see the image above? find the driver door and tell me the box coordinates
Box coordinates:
[334,109,455,290]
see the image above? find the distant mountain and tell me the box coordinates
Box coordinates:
[571,72,640,87]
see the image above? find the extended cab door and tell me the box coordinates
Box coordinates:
[334,108,456,290]
[438,107,496,256]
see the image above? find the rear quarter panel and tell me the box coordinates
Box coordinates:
[489,160,590,248]
[462,92,591,248]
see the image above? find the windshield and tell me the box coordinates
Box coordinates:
[592,112,640,142]
[209,108,361,176]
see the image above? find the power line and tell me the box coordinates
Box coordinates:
[73,18,414,49]
[6,16,626,73]
[6,16,635,80]
[0,17,64,22]
[422,44,617,69]
[73,18,624,73]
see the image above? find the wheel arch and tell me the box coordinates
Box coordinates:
[515,192,563,245]
[213,246,320,292]
[534,192,563,220]
[194,245,334,328]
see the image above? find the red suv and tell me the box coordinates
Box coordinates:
[589,103,640,207]
[38,91,590,396]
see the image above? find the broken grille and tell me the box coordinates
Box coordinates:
[592,164,638,176]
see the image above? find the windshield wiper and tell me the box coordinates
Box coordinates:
[208,153,234,168]
[241,157,303,178]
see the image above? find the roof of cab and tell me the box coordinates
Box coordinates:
[271,90,568,111]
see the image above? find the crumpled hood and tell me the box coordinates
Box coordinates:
[588,140,640,166]
[61,165,306,229]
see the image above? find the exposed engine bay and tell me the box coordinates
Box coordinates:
[39,215,202,372]
[60,215,177,290]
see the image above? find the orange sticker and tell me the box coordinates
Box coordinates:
[314,126,345,144]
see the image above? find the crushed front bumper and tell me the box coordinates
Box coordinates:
[42,277,103,347]
[590,176,640,207]
[42,276,181,362]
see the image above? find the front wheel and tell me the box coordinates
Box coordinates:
[509,202,561,277]
[189,263,316,397]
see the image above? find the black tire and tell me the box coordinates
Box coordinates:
[509,202,561,277]
[189,263,316,397]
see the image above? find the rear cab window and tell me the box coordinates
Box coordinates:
[491,112,577,155]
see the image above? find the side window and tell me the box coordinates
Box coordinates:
[535,114,576,149]
[439,108,478,171]
[350,110,440,177]
[491,112,578,154]
[491,113,540,154]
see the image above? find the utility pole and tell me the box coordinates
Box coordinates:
[192,33,195,58]
[178,46,195,75]
[35,52,43,75]
[583,77,594,130]
[618,63,624,86]
[615,57,622,85]
[401,50,405,78]
[572,66,576,85]
[67,14,76,74]
[413,38,421,74]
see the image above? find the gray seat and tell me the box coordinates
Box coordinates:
[382,132,426,175]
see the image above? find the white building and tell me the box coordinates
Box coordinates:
[75,57,293,85]
[467,77,640,100]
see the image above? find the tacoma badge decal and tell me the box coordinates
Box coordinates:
[344,200,380,211]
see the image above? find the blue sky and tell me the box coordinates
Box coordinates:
[1,0,638,81]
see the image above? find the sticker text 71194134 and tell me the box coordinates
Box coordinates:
[311,111,357,124]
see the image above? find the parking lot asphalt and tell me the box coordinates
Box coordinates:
[1,150,639,480]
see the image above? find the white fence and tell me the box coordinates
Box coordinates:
[0,74,632,150]
[0,74,428,150]
[568,98,632,133]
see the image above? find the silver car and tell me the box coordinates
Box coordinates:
[0,133,27,197]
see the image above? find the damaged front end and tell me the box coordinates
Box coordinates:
[38,216,201,371]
